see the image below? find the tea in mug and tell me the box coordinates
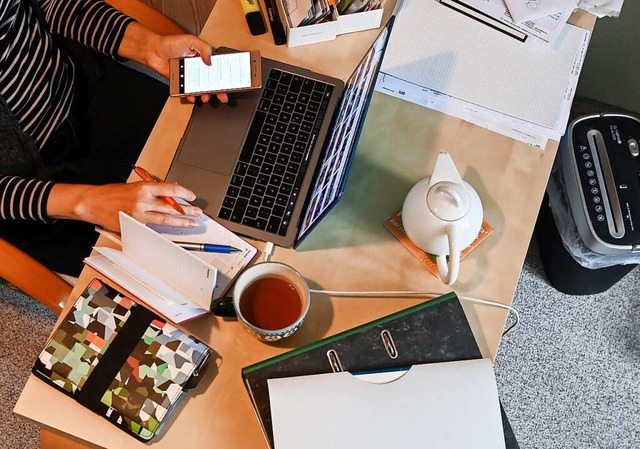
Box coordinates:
[239,277,303,330]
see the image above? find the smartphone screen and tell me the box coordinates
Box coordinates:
[180,52,252,94]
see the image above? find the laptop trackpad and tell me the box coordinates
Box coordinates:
[177,92,260,176]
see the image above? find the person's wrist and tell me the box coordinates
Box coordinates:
[72,186,96,223]
[144,33,165,72]
[119,22,163,70]
[47,184,93,221]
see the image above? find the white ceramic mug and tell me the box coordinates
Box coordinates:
[232,262,310,342]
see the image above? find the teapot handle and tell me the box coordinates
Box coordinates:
[435,224,460,285]
[436,184,464,208]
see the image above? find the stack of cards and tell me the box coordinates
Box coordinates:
[338,0,381,15]
[285,0,335,27]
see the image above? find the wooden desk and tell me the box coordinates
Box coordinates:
[15,2,596,448]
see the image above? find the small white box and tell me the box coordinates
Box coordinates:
[336,7,383,35]
[277,0,382,47]
[283,9,339,47]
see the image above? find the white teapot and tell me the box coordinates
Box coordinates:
[402,151,483,285]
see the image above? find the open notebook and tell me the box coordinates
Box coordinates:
[85,212,257,323]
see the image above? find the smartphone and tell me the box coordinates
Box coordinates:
[169,50,261,97]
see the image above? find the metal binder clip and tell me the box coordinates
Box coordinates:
[326,349,344,372]
[380,329,398,359]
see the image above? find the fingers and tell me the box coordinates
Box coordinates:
[183,50,199,58]
[134,182,203,228]
[188,37,212,65]
[152,202,202,217]
[144,211,198,228]
[185,93,226,104]
[144,182,196,201]
[181,205,202,216]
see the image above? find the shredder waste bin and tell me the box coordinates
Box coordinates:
[536,113,640,295]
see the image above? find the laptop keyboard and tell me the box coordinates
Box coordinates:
[218,69,333,236]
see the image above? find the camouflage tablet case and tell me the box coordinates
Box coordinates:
[33,279,212,442]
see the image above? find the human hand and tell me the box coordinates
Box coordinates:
[118,23,228,104]
[146,33,229,104]
[48,182,202,231]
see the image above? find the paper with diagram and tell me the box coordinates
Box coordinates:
[377,0,590,147]
[459,0,573,46]
[503,0,577,23]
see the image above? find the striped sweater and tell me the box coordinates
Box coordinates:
[0,0,133,221]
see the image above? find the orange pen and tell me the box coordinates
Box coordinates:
[133,165,187,216]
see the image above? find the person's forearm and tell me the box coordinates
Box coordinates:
[46,182,201,231]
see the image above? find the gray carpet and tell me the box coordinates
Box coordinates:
[494,238,640,448]
[1,237,638,449]
[0,284,55,449]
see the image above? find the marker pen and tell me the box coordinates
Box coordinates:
[240,0,267,35]
[264,0,287,46]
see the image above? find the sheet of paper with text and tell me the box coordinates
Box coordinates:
[380,0,590,129]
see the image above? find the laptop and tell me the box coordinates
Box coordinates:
[166,18,394,247]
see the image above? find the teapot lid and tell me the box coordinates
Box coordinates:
[427,181,470,221]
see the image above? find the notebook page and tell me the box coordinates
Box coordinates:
[380,0,590,128]
[119,212,217,310]
[149,210,257,299]
[85,251,206,324]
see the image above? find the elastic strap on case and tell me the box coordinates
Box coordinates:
[75,304,155,408]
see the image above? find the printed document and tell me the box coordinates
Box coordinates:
[378,0,590,145]
[503,0,577,23]
[376,73,554,148]
[461,0,572,46]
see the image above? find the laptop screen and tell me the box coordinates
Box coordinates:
[297,21,393,240]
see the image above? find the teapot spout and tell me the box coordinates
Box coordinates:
[427,151,464,189]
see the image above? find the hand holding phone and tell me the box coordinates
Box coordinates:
[169,51,262,97]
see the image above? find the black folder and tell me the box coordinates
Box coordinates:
[241,292,519,448]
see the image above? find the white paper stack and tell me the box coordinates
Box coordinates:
[458,0,574,47]
[578,0,624,18]
[376,0,591,148]
[503,0,577,23]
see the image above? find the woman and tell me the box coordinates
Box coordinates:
[0,0,220,275]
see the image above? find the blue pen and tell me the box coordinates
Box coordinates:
[176,242,241,254]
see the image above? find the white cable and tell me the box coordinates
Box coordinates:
[308,289,520,336]
[263,242,275,262]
